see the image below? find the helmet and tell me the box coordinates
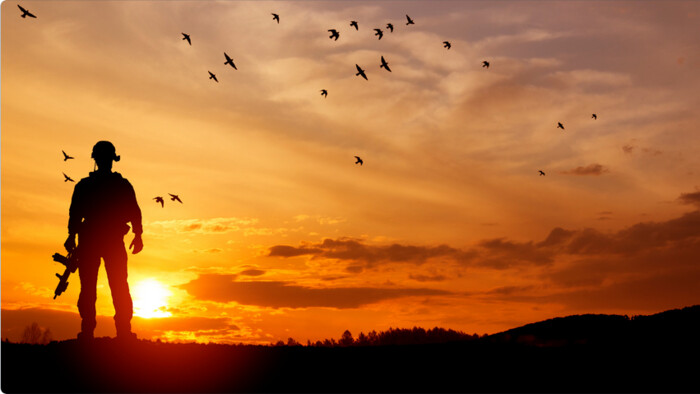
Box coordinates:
[91,141,120,162]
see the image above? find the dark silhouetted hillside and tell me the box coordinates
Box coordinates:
[3,305,699,393]
[486,305,700,347]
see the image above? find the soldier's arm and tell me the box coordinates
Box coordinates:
[124,181,143,236]
[65,181,84,251]
[124,180,143,254]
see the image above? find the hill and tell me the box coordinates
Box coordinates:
[2,306,699,393]
[487,305,700,347]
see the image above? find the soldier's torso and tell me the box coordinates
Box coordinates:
[76,172,133,240]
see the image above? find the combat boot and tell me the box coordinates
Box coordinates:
[116,329,137,342]
[77,331,94,341]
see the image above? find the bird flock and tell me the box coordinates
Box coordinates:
[59,149,184,209]
[16,3,186,208]
[176,12,492,169]
[17,3,601,185]
[154,194,183,208]
[175,10,601,175]
[62,150,75,182]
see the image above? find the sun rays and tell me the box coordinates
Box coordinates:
[132,278,173,319]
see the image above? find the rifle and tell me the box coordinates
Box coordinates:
[52,246,80,299]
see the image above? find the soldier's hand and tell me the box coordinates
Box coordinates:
[130,234,143,254]
[64,235,76,252]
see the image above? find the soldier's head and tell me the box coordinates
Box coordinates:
[91,141,120,171]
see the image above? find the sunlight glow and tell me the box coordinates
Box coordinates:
[132,278,173,318]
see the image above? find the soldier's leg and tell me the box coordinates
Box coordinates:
[104,239,134,337]
[77,249,101,338]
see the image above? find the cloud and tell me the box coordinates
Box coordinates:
[136,315,238,333]
[268,245,323,257]
[409,274,447,282]
[473,194,700,310]
[468,239,700,314]
[268,238,475,270]
[484,285,537,297]
[239,269,265,277]
[547,69,633,89]
[476,238,555,268]
[270,193,700,277]
[537,269,700,312]
[264,190,700,314]
[560,163,609,176]
[621,142,663,156]
[268,236,558,271]
[678,190,700,208]
[192,248,223,254]
[178,274,449,309]
[529,210,700,258]
[148,218,258,234]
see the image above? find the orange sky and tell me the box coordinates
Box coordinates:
[2,0,700,344]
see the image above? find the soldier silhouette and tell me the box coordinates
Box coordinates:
[64,141,143,341]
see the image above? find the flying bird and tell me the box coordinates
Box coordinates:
[63,173,74,182]
[443,41,451,50]
[328,29,340,41]
[374,28,383,40]
[592,113,597,120]
[380,56,391,72]
[224,52,237,70]
[539,170,546,176]
[355,64,368,80]
[208,71,218,82]
[350,21,358,30]
[182,33,191,45]
[169,193,183,203]
[18,5,36,18]
[62,150,74,161]
[386,23,394,32]
[557,122,565,130]
[154,196,165,208]
[482,60,490,69]
[405,15,414,25]
[272,13,279,23]
[320,89,328,98]
[354,156,363,165]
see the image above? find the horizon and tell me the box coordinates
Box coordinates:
[7,303,699,346]
[2,1,700,345]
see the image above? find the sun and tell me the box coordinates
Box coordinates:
[132,278,173,318]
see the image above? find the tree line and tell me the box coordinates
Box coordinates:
[275,326,480,347]
[12,322,53,345]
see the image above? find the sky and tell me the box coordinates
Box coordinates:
[2,0,700,344]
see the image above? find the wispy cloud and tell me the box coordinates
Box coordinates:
[409,273,447,282]
[179,274,449,309]
[148,218,258,234]
[239,268,266,277]
[267,191,700,312]
[560,164,609,176]
[191,248,223,254]
[269,238,475,271]
[269,200,700,271]
[678,190,700,208]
